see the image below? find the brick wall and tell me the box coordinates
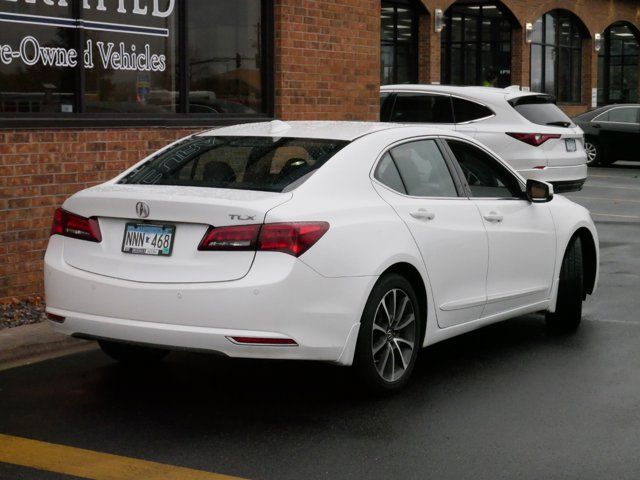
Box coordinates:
[0,128,199,302]
[274,0,380,121]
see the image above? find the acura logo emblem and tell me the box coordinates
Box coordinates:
[136,202,150,219]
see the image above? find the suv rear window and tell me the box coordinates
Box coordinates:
[120,136,348,193]
[509,95,574,127]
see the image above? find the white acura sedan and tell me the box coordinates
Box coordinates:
[45,121,598,392]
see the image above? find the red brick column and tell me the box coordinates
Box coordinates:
[273,0,380,121]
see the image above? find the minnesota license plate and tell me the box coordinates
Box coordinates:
[122,223,175,256]
[565,138,577,152]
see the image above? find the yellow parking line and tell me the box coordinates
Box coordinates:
[0,434,246,480]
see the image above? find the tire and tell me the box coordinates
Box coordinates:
[584,138,601,166]
[546,237,584,332]
[353,273,422,393]
[98,340,170,363]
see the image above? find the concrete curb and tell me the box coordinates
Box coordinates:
[0,322,97,371]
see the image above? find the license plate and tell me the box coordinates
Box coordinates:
[122,223,175,256]
[565,138,577,152]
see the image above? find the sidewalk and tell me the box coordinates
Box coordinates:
[0,322,96,371]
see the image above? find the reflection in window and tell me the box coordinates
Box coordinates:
[0,0,271,116]
[381,1,419,85]
[84,0,178,114]
[188,0,262,114]
[530,10,584,103]
[598,23,639,105]
[441,3,512,87]
[0,1,74,113]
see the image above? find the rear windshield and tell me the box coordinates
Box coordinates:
[509,95,574,128]
[120,136,349,192]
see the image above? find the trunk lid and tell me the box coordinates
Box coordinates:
[62,184,292,283]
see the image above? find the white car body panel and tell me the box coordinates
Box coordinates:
[381,85,588,188]
[44,121,599,367]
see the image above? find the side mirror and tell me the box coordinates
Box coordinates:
[526,179,554,203]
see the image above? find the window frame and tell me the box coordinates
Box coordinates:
[440,2,513,87]
[530,10,584,104]
[0,0,275,128]
[598,23,639,105]
[371,136,467,199]
[380,0,420,85]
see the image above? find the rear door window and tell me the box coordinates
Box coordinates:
[390,93,454,123]
[599,107,640,124]
[509,95,574,127]
[120,136,348,193]
[382,140,458,197]
[452,97,494,123]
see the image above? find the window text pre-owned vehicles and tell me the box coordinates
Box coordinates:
[44,121,598,392]
[381,85,588,192]
[572,104,640,166]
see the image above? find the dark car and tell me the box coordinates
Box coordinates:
[573,104,640,166]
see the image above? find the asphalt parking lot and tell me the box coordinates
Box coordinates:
[0,163,639,480]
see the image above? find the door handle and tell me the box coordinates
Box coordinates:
[410,209,435,221]
[483,212,503,223]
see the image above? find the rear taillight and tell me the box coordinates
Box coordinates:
[507,132,561,146]
[198,225,260,251]
[50,208,102,243]
[198,222,329,257]
[258,222,329,257]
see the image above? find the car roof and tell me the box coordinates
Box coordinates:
[198,120,455,142]
[381,84,548,102]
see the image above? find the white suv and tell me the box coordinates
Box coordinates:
[381,85,587,192]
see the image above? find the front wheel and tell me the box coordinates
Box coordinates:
[546,237,583,331]
[99,340,170,363]
[353,274,421,393]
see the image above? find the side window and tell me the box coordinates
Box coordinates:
[606,107,639,124]
[446,140,522,198]
[374,152,406,194]
[389,140,458,197]
[452,97,494,123]
[390,94,454,123]
[380,93,394,121]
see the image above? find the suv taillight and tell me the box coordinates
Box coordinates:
[50,208,102,243]
[506,132,561,146]
[198,222,329,257]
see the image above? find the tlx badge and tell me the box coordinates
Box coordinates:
[229,214,255,221]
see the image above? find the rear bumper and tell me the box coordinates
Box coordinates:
[44,236,374,365]
[518,164,587,192]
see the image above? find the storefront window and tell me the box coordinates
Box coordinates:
[0,0,271,118]
[188,0,262,114]
[530,10,584,103]
[441,3,512,87]
[0,1,75,113]
[381,1,419,85]
[598,23,639,105]
[83,1,178,114]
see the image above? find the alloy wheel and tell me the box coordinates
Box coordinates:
[371,288,416,383]
[584,141,598,165]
